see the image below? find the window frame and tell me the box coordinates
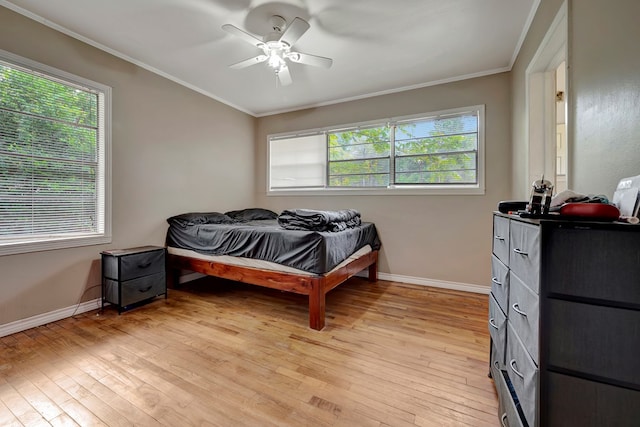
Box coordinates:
[0,49,112,256]
[267,105,485,196]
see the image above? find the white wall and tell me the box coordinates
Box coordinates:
[255,73,512,287]
[0,7,256,326]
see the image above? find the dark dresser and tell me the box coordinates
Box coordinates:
[101,246,167,313]
[489,212,640,426]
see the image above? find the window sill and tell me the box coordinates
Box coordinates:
[0,234,112,256]
[267,185,485,197]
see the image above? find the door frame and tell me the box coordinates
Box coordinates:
[525,1,568,196]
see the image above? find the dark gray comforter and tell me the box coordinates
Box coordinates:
[277,208,361,232]
[166,219,380,274]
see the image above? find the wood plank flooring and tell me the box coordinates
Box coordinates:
[0,277,498,426]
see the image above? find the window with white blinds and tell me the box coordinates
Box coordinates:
[0,51,111,255]
[267,105,484,195]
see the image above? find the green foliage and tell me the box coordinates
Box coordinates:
[0,64,99,236]
[327,115,478,187]
[328,127,391,187]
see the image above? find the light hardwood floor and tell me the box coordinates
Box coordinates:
[0,278,498,426]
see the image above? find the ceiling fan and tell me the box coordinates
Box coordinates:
[222,15,333,86]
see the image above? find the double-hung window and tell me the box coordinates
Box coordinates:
[268,105,484,195]
[0,50,111,255]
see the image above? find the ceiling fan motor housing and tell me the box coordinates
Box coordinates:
[269,15,287,33]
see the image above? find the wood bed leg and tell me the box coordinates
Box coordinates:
[368,255,378,282]
[166,262,181,289]
[308,279,326,331]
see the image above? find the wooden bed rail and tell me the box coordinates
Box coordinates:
[166,250,378,330]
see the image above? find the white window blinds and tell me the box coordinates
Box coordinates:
[269,134,326,189]
[0,53,110,254]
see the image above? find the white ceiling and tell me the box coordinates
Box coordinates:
[2,0,539,117]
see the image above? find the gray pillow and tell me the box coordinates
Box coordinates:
[167,212,235,228]
[224,208,278,222]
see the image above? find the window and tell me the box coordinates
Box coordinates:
[268,105,484,195]
[0,50,111,255]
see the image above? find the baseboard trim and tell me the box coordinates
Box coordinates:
[0,298,101,338]
[358,271,490,294]
[1,272,487,338]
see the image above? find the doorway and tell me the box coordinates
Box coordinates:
[526,2,568,196]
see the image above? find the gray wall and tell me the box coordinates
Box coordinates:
[0,7,256,325]
[255,73,512,286]
[570,0,640,196]
[512,0,640,199]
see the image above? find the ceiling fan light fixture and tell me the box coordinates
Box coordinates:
[267,50,286,69]
[222,15,332,85]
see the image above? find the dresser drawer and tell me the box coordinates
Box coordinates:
[546,299,640,387]
[509,221,540,294]
[492,358,525,427]
[506,323,538,427]
[489,293,507,367]
[544,372,640,427]
[509,272,539,365]
[103,248,165,281]
[105,272,166,307]
[493,215,510,265]
[491,255,509,314]
[544,226,640,307]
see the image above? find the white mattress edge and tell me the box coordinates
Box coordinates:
[167,245,372,277]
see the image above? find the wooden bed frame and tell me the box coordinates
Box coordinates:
[166,249,378,330]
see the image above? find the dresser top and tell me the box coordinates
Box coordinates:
[494,211,640,231]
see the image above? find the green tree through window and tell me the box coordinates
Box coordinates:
[268,106,483,193]
[0,54,109,254]
[327,113,478,187]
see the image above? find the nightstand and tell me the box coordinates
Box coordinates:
[101,246,167,313]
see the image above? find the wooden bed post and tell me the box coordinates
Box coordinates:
[368,251,378,282]
[308,278,326,331]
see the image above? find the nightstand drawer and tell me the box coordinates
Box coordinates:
[104,248,165,281]
[105,272,166,307]
[509,221,540,294]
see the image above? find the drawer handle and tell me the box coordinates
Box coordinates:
[491,277,503,286]
[489,318,499,330]
[513,248,528,256]
[138,262,152,269]
[139,285,153,293]
[512,303,527,317]
[509,359,525,379]
[494,235,505,241]
[501,413,508,427]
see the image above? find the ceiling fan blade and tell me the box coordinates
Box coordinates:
[222,24,264,48]
[277,66,293,86]
[229,55,268,69]
[279,17,310,47]
[287,52,333,69]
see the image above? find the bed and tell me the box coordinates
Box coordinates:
[165,208,381,330]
